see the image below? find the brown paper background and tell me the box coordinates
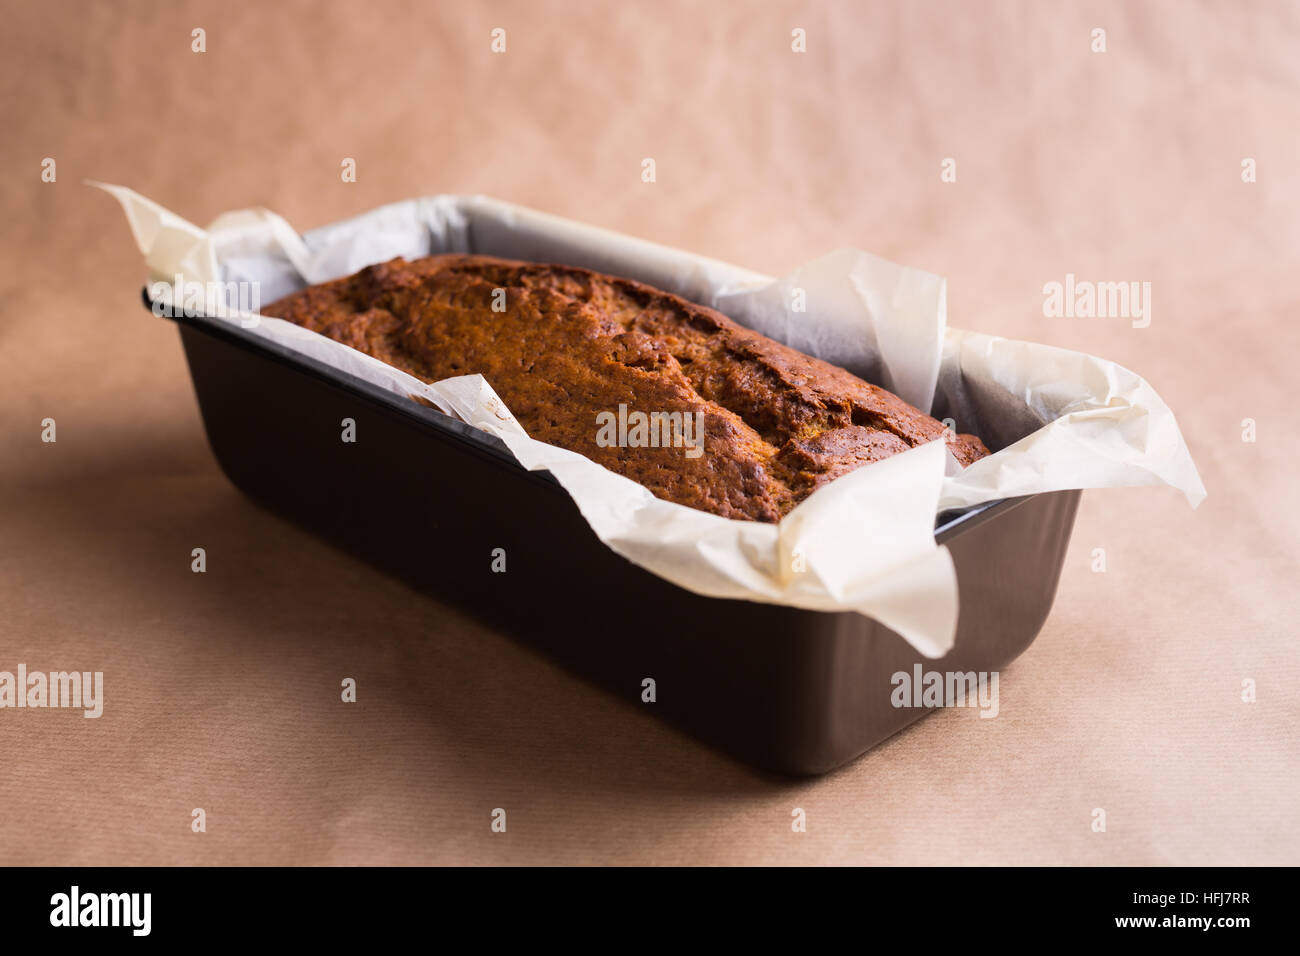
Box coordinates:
[1,0,1296,865]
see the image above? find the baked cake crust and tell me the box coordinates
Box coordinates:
[262,255,989,522]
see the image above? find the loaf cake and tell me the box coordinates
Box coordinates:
[262,255,989,522]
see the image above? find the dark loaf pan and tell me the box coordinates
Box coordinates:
[145,289,1080,776]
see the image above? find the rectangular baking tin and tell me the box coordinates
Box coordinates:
[144,289,1079,776]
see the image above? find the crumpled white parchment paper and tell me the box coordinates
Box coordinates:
[95,183,1205,657]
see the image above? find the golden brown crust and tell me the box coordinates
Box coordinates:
[262,254,990,522]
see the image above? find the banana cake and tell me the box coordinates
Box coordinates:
[262,255,989,522]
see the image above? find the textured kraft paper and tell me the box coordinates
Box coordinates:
[6,0,1298,870]
[97,183,1204,659]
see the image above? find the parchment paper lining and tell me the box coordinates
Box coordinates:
[96,183,1205,658]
